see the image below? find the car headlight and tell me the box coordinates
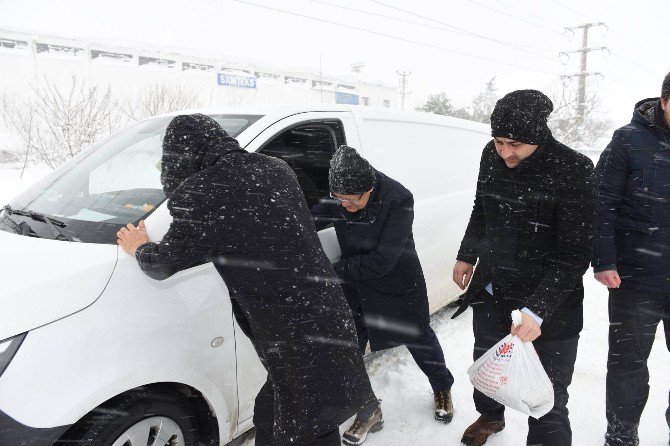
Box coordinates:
[0,333,27,377]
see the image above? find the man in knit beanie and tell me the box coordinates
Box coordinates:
[313,145,456,445]
[592,71,670,446]
[453,90,595,446]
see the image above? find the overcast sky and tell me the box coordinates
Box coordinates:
[1,0,667,129]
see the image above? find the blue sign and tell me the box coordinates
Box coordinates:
[336,92,359,105]
[217,73,257,89]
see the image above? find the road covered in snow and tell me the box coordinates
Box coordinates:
[1,165,668,445]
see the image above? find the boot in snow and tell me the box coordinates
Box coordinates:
[342,405,383,445]
[461,414,505,446]
[434,389,454,423]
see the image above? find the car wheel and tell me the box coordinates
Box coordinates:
[58,388,200,446]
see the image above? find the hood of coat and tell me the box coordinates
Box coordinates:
[161,113,245,197]
[632,97,669,131]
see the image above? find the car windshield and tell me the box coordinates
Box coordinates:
[6,114,262,243]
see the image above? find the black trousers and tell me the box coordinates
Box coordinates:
[604,288,670,446]
[352,301,454,392]
[253,379,341,446]
[232,300,342,446]
[471,295,579,446]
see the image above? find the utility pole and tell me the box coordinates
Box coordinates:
[560,23,607,123]
[397,71,411,110]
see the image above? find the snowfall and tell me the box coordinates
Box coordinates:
[1,165,668,446]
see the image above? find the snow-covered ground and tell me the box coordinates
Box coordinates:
[2,164,668,446]
[352,276,669,446]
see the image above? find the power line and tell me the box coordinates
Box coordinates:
[464,0,565,36]
[308,0,561,63]
[607,29,665,71]
[549,0,661,65]
[365,0,559,53]
[230,0,559,76]
[545,2,655,91]
[491,0,565,29]
[549,0,593,21]
[606,75,640,91]
[609,52,658,78]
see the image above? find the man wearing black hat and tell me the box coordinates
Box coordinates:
[593,72,670,446]
[452,90,595,446]
[312,145,455,445]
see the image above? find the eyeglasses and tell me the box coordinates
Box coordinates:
[329,192,365,205]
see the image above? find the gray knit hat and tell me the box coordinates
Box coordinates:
[662,71,670,100]
[329,145,376,195]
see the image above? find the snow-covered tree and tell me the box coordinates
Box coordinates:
[417,78,498,123]
[416,92,470,119]
[469,77,498,124]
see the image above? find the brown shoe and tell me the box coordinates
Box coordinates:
[342,405,384,445]
[434,390,454,423]
[461,415,505,446]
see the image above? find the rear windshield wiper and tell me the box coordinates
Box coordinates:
[3,206,79,242]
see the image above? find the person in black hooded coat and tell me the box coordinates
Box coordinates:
[116,114,377,446]
[592,72,670,446]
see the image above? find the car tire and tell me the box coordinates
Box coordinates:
[57,387,200,446]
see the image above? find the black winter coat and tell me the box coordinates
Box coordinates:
[593,98,670,293]
[135,115,376,445]
[456,135,595,340]
[312,171,430,351]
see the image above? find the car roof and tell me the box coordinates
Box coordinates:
[152,104,490,135]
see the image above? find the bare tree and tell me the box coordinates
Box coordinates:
[549,79,612,150]
[119,84,205,122]
[2,93,40,175]
[2,76,119,169]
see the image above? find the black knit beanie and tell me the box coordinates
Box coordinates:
[329,145,376,195]
[490,89,554,145]
[662,72,670,100]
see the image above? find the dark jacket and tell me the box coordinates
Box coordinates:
[312,171,430,351]
[135,115,376,445]
[456,134,595,340]
[593,98,670,293]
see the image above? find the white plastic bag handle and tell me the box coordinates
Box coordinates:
[511,309,523,327]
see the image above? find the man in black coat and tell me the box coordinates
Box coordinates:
[116,114,377,446]
[312,145,455,446]
[452,90,595,446]
[592,72,670,446]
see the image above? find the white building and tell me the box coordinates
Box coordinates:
[0,28,397,109]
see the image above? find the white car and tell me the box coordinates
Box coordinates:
[0,105,489,446]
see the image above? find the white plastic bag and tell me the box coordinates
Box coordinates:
[467,310,554,419]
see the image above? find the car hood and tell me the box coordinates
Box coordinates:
[0,230,117,341]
